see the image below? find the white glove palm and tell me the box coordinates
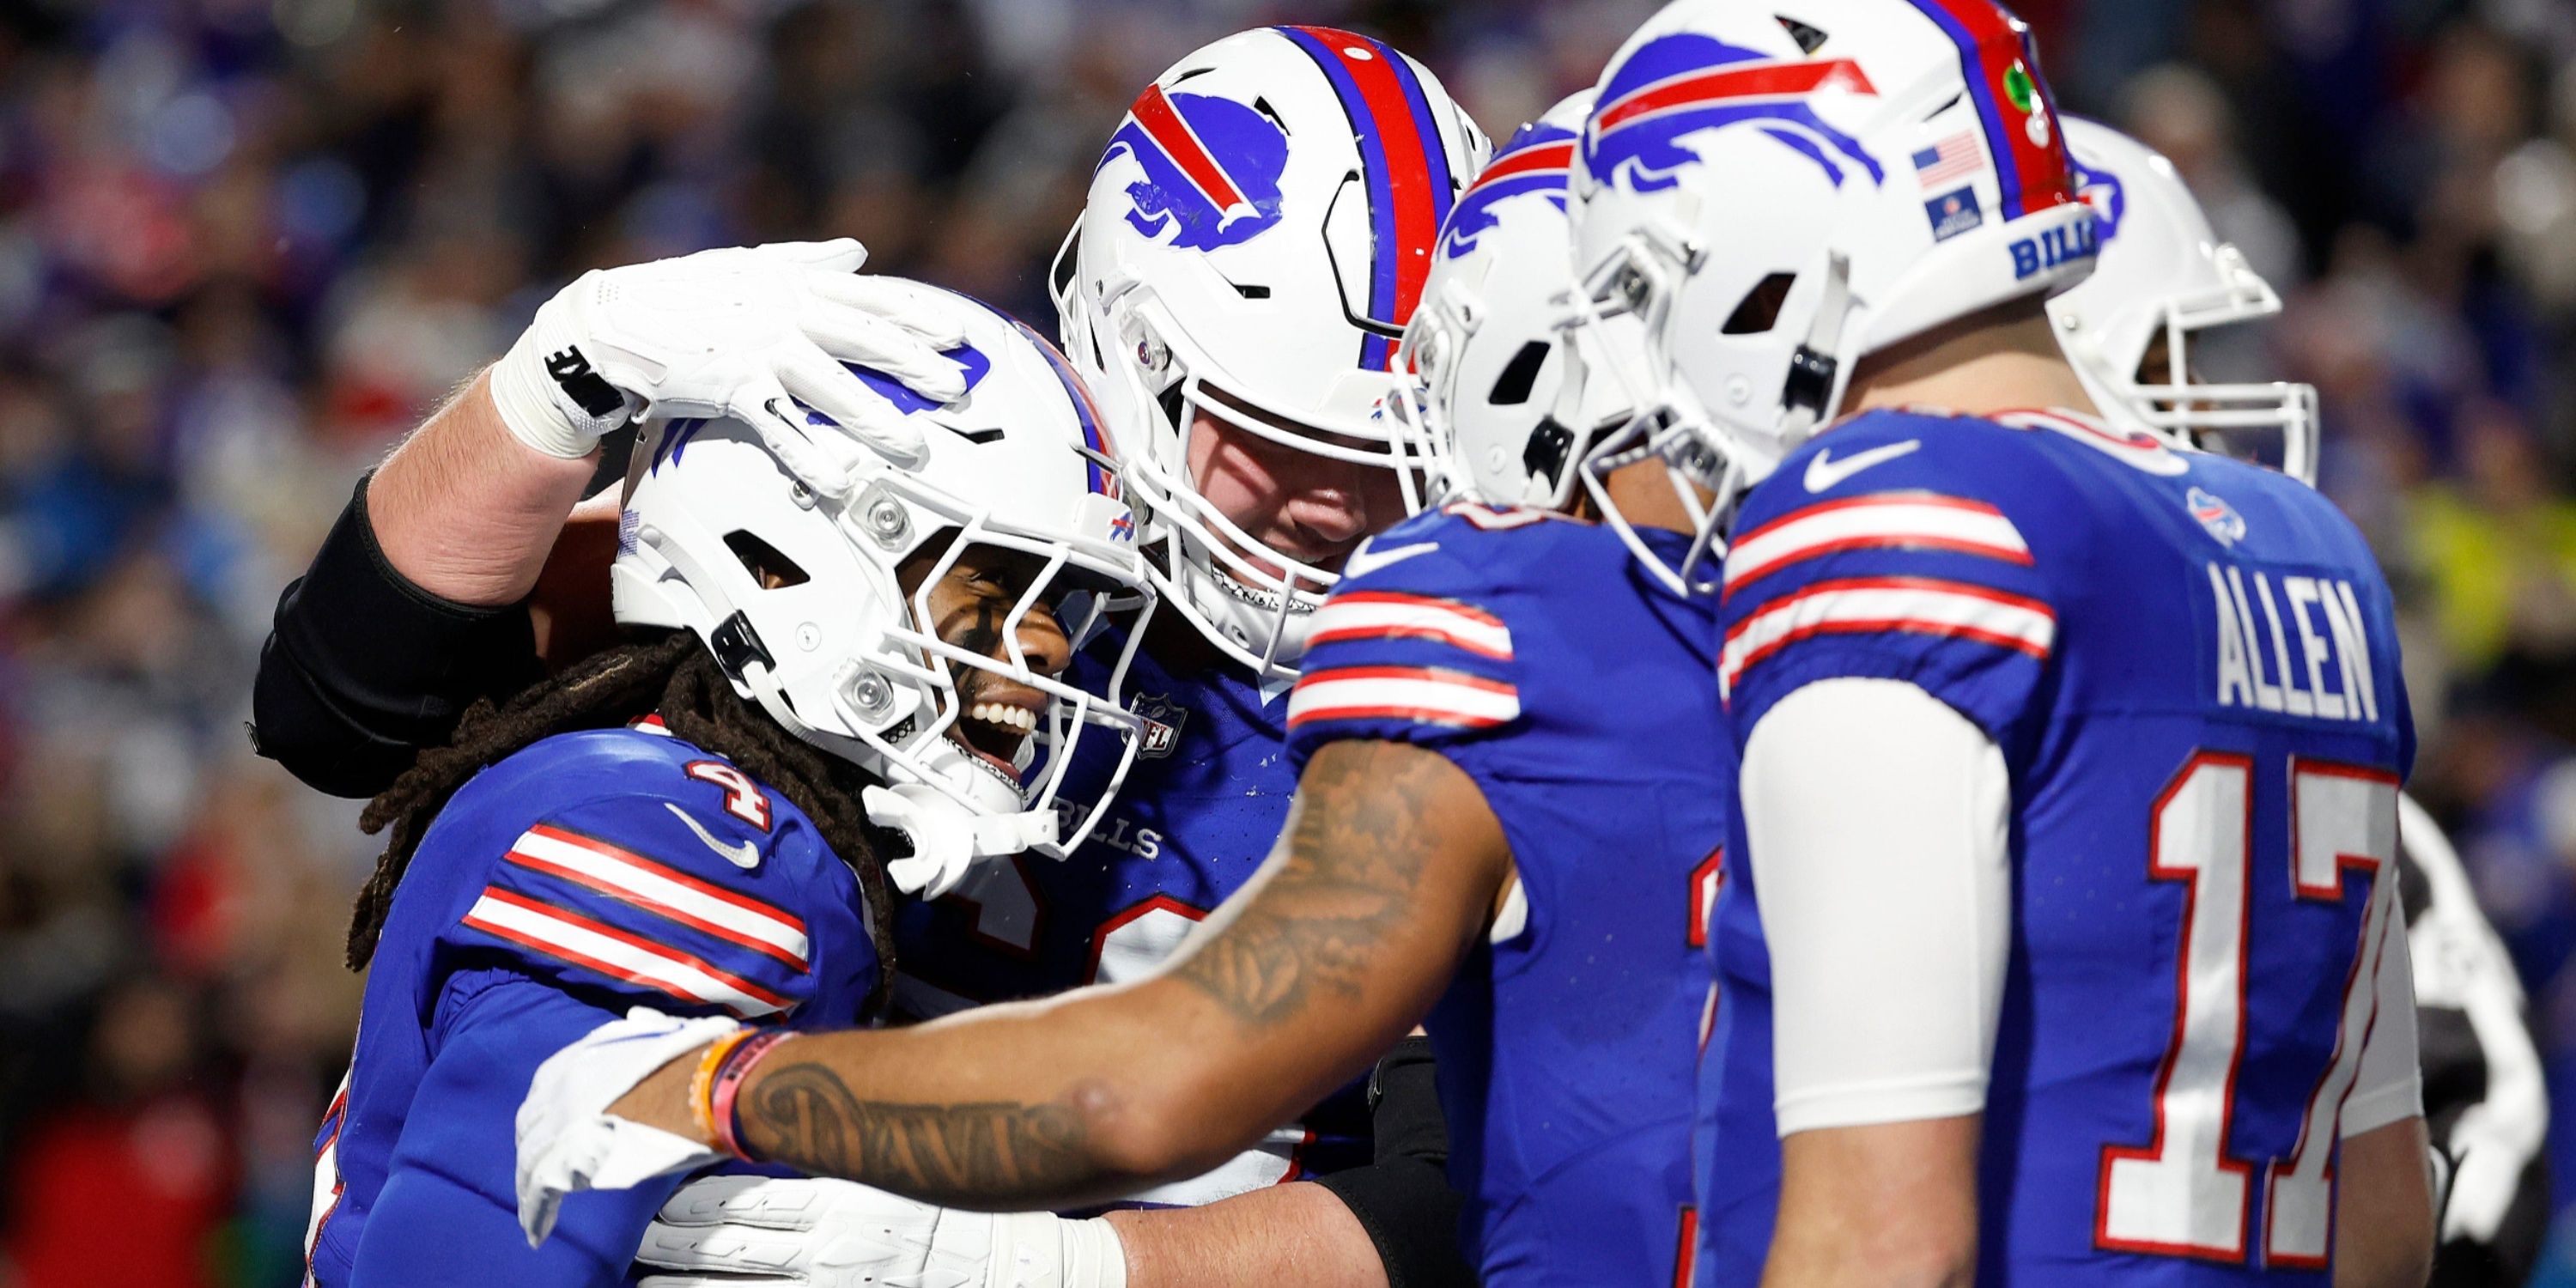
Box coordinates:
[516,1006,742,1247]
[636,1176,1127,1288]
[489,239,973,492]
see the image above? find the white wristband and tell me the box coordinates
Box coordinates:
[488,330,623,460]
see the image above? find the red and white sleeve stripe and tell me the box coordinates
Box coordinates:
[1306,592,1515,660]
[1722,493,2031,595]
[1287,665,1522,731]
[460,888,794,1018]
[1720,576,2057,698]
[504,824,809,970]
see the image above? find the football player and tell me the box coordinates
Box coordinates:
[1559,3,2432,1285]
[254,27,1494,1288]
[509,88,1733,1288]
[2056,114,2549,1284]
[304,289,1154,1287]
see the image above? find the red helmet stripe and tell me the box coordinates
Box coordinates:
[1285,27,1448,368]
[1903,0,2076,219]
[1130,83,1252,220]
[1467,140,1576,193]
[1595,58,1878,136]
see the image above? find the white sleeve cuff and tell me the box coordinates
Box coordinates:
[1775,1074,1990,1136]
[2339,1075,2426,1139]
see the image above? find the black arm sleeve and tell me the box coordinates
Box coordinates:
[1313,1036,1474,1288]
[249,472,545,797]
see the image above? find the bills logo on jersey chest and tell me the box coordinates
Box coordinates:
[2199,558,2383,725]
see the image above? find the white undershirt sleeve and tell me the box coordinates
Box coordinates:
[1740,677,2014,1138]
[2340,867,2424,1139]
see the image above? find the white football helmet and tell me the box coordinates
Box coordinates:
[1393,91,1650,510]
[613,288,1156,893]
[1570,0,2099,592]
[2051,117,2319,484]
[1050,26,1489,680]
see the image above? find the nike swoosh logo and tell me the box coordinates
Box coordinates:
[665,803,760,870]
[1803,440,1923,493]
[1342,540,1440,580]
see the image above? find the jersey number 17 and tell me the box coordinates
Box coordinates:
[2098,753,2403,1267]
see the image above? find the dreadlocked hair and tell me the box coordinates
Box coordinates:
[347,629,901,1013]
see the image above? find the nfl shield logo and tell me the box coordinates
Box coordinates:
[1135,692,1188,759]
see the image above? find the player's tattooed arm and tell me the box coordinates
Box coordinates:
[1170,739,1484,1029]
[606,739,1511,1210]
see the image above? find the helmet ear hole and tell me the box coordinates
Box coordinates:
[1722,272,1799,336]
[1487,341,1552,407]
[723,531,811,589]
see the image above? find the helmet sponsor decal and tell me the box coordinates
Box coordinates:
[1925,186,1986,241]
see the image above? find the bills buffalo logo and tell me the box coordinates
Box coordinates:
[843,343,991,416]
[2073,153,2127,243]
[2188,487,2246,546]
[1098,85,1290,251]
[1443,121,1576,261]
[1585,33,1885,194]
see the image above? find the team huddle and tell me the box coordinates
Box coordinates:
[261,1,2464,1285]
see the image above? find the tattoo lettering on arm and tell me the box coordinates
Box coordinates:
[738,1059,1098,1207]
[1170,740,1459,1030]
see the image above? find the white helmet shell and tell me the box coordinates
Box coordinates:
[1051,26,1489,681]
[613,287,1156,884]
[2050,117,2319,484]
[1395,91,1651,511]
[1570,0,2099,591]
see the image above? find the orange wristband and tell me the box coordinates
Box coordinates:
[689,1029,759,1146]
[692,1029,796,1161]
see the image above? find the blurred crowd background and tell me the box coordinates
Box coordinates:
[3,0,2576,1282]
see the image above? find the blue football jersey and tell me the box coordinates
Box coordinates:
[1285,504,1728,1287]
[305,721,880,1288]
[891,627,1370,1203]
[1697,409,2415,1285]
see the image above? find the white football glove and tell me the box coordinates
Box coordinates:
[636,1176,1127,1288]
[488,239,974,492]
[517,1006,742,1248]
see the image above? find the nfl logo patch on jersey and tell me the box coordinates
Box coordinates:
[2188,487,2246,546]
[1135,692,1188,758]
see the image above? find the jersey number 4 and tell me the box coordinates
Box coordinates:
[2097,753,2402,1266]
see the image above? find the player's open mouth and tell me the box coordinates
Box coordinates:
[949,688,1046,789]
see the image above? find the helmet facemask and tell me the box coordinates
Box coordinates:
[2075,245,2319,484]
[1076,267,1431,681]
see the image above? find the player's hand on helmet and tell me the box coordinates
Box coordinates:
[516,1006,739,1247]
[635,1176,1128,1288]
[488,239,975,492]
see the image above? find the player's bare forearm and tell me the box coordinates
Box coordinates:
[608,740,1509,1211]
[1762,1115,1981,1288]
[369,367,600,606]
[1106,1182,1389,1288]
[2335,1115,2435,1288]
